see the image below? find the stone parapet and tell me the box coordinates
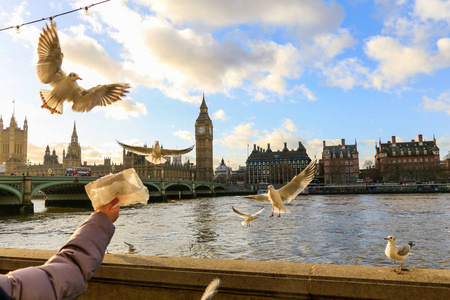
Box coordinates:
[0,248,448,299]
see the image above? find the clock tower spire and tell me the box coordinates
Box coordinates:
[195,93,213,182]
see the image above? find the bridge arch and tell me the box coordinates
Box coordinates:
[31,181,88,196]
[0,184,22,204]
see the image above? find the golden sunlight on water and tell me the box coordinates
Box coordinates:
[1,194,448,269]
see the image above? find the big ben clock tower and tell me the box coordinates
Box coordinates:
[195,94,213,182]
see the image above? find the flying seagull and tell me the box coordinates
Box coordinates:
[232,206,265,227]
[124,242,136,254]
[243,158,317,218]
[117,140,194,164]
[201,277,222,300]
[37,21,130,114]
[384,236,414,274]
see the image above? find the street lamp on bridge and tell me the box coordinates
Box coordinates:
[25,159,31,176]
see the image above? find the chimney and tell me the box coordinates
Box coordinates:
[267,143,271,151]
[391,136,396,144]
[418,134,423,143]
[341,139,345,147]
[323,140,326,148]
[253,144,257,151]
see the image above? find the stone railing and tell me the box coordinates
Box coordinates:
[0,248,448,299]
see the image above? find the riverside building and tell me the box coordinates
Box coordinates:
[322,139,359,184]
[246,142,312,185]
[375,134,440,182]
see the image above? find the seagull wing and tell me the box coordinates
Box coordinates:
[243,194,270,203]
[37,22,65,85]
[252,207,265,216]
[70,83,130,113]
[117,140,154,155]
[201,277,222,300]
[397,244,411,256]
[124,242,135,251]
[160,145,195,156]
[278,158,317,202]
[232,207,250,219]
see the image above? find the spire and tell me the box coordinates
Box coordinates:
[200,92,208,109]
[71,121,78,144]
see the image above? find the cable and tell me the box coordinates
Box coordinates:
[0,0,112,32]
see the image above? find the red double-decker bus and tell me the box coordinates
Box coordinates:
[66,167,92,176]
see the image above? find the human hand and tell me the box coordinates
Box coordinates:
[97,198,120,223]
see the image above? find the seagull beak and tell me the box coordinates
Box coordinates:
[77,76,82,80]
[384,238,389,240]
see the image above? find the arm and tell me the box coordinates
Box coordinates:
[0,199,119,300]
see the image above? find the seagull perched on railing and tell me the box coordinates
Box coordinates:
[243,158,317,218]
[117,140,194,164]
[384,236,414,274]
[232,206,264,227]
[36,21,130,114]
[124,242,136,254]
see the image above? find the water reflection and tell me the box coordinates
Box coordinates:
[0,194,448,270]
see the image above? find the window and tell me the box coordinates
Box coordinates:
[424,149,427,155]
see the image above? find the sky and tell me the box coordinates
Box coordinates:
[0,0,449,170]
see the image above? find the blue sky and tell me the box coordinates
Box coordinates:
[0,0,449,169]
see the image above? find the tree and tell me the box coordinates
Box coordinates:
[444,151,450,160]
[363,160,374,169]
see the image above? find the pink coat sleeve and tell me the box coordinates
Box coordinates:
[0,211,115,300]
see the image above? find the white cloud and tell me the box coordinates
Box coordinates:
[218,123,259,149]
[361,139,377,146]
[365,36,433,89]
[97,97,148,120]
[172,130,194,143]
[423,92,450,115]
[142,0,344,36]
[415,0,450,22]
[322,58,370,90]
[212,109,227,120]
[283,119,297,132]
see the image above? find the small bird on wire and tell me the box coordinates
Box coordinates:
[117,140,194,164]
[232,206,265,227]
[36,21,130,114]
[243,158,317,218]
[384,236,414,274]
[200,277,222,300]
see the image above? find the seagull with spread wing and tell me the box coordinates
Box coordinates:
[243,158,317,218]
[117,140,194,164]
[384,236,414,274]
[232,206,265,227]
[36,21,130,114]
[201,277,222,300]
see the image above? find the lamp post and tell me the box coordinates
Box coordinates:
[25,159,31,176]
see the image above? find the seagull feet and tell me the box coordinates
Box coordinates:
[277,214,281,218]
[269,212,274,217]
[41,103,47,109]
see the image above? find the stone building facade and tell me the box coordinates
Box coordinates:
[322,139,359,184]
[246,142,312,185]
[375,134,440,182]
[0,114,28,174]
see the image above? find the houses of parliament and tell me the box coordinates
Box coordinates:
[0,97,214,182]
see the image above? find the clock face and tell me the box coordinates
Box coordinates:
[198,126,205,134]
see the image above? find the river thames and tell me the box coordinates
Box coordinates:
[0,193,448,270]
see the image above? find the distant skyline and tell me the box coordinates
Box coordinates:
[0,0,449,169]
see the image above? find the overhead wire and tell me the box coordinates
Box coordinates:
[0,0,113,32]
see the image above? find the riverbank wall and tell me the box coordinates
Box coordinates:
[0,248,448,299]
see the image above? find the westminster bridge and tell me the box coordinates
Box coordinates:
[0,175,231,215]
